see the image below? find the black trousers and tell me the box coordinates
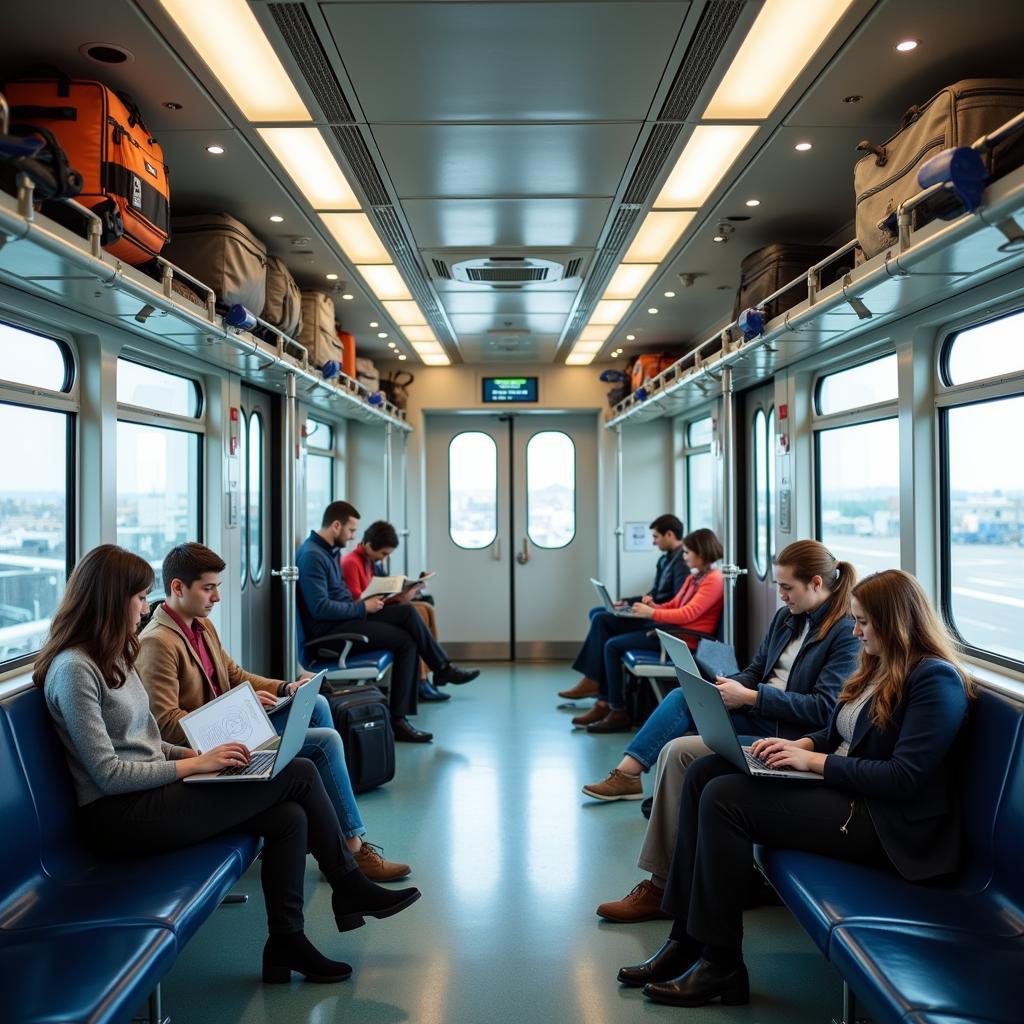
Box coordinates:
[82,758,356,936]
[324,603,448,718]
[663,754,891,950]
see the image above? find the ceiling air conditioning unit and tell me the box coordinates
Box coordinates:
[450,256,568,285]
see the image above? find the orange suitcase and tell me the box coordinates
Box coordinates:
[337,328,357,379]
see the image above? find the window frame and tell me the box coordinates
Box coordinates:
[447,430,498,551]
[525,428,577,551]
[813,351,899,418]
[247,409,265,584]
[681,410,715,532]
[752,407,769,578]
[301,408,341,538]
[939,307,1024,390]
[0,320,76,395]
[239,405,249,590]
[115,356,203,422]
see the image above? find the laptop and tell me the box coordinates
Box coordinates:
[180,672,325,783]
[591,579,644,618]
[657,631,820,782]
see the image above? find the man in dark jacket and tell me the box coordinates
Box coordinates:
[297,501,478,743]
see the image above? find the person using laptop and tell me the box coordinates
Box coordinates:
[137,542,411,882]
[618,569,974,1008]
[341,519,449,704]
[571,529,724,733]
[298,501,479,744]
[559,514,689,701]
[37,545,421,986]
[594,540,859,922]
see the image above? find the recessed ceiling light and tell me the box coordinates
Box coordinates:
[663,291,676,298]
[269,215,284,223]
[745,199,761,207]
[895,39,919,52]
[370,321,379,328]
[647,308,659,315]
[341,293,354,301]
[377,332,388,339]
[794,141,813,152]
[387,342,396,348]
[206,145,225,155]
[325,273,339,281]
[713,234,727,243]
[398,354,407,361]
[626,333,636,341]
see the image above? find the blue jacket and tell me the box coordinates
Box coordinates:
[733,599,860,738]
[807,658,970,881]
[296,531,365,642]
[651,548,689,604]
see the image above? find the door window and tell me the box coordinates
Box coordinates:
[247,411,264,582]
[526,431,575,549]
[449,432,497,549]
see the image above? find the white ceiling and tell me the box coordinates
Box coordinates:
[1,0,1022,365]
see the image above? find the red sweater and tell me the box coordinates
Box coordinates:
[650,569,724,648]
[340,546,376,598]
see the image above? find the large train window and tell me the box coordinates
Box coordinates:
[752,409,770,576]
[449,431,497,549]
[940,312,1024,669]
[815,353,897,414]
[116,360,202,591]
[305,417,334,536]
[685,416,713,530]
[526,431,575,549]
[238,409,248,589]
[0,322,73,391]
[247,412,264,583]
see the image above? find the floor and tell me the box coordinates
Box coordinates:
[156,664,843,1023]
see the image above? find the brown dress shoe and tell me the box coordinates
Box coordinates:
[571,700,609,727]
[353,842,411,882]
[586,708,632,733]
[597,879,672,923]
[582,768,643,802]
[558,677,600,700]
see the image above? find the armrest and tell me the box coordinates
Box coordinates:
[303,632,370,670]
[302,632,370,649]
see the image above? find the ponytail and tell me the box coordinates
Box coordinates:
[774,540,857,639]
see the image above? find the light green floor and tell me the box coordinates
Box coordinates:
[156,664,843,1023]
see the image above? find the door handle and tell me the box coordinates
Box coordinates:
[516,537,529,565]
[492,537,501,561]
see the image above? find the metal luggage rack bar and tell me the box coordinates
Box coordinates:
[606,110,1024,428]
[0,175,409,430]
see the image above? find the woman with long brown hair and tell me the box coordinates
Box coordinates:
[36,544,420,985]
[618,569,973,1007]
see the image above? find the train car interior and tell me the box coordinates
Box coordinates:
[0,1,1022,1022]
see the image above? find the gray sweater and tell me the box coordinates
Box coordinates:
[44,647,190,806]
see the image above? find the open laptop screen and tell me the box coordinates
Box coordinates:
[180,683,276,754]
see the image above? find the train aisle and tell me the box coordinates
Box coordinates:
[156,665,842,1023]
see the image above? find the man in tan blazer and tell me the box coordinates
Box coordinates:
[137,542,410,881]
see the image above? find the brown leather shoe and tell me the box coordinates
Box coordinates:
[571,700,609,727]
[586,708,632,733]
[597,879,672,923]
[353,842,411,882]
[582,768,643,802]
[558,677,599,700]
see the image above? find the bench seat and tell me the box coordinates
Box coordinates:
[622,649,676,677]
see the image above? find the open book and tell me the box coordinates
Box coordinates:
[361,572,436,600]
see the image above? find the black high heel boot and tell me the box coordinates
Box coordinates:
[261,932,352,984]
[330,868,422,932]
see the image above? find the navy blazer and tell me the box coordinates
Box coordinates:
[807,658,970,881]
[733,600,860,738]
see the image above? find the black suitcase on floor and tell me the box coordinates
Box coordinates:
[325,685,395,793]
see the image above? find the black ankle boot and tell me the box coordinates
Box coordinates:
[330,868,422,932]
[642,958,750,1007]
[262,931,352,984]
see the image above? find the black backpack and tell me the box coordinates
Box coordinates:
[324,684,395,793]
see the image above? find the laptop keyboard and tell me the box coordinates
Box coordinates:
[744,750,782,772]
[217,750,275,777]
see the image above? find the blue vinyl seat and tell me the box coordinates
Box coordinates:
[296,614,393,686]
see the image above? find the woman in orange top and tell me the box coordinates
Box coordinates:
[578,529,724,736]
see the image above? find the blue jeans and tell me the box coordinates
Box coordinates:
[623,686,775,771]
[601,630,661,708]
[572,611,655,688]
[272,692,365,840]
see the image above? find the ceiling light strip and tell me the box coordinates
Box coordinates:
[258,128,360,209]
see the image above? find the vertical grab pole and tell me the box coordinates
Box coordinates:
[719,365,742,647]
[400,428,410,577]
[275,373,299,682]
[615,424,624,600]
[384,422,394,575]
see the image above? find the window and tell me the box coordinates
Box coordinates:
[0,403,72,666]
[816,419,900,577]
[684,416,714,529]
[247,411,264,582]
[305,417,333,450]
[238,410,248,588]
[767,406,777,561]
[116,422,200,589]
[449,432,497,549]
[816,353,898,415]
[306,454,334,536]
[526,431,575,549]
[752,409,769,576]
[942,381,1024,667]
[117,359,201,417]
[943,309,1024,386]
[0,323,71,391]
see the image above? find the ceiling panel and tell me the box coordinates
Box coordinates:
[448,313,569,336]
[321,2,690,121]
[403,198,611,249]
[458,334,560,363]
[372,123,643,198]
[440,291,577,315]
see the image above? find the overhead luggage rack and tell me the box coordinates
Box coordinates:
[606,115,1024,429]
[0,182,410,431]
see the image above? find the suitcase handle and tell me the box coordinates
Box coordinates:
[857,139,887,167]
[901,104,923,128]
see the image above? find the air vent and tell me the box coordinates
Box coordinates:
[432,258,452,280]
[466,267,549,283]
[565,257,582,280]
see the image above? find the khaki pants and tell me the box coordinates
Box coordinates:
[412,600,438,680]
[637,735,713,882]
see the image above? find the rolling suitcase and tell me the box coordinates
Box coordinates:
[855,78,1024,260]
[325,685,395,793]
[4,74,169,263]
[298,291,342,368]
[732,243,845,322]
[262,256,302,337]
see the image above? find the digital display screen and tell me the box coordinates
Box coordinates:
[482,377,539,403]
